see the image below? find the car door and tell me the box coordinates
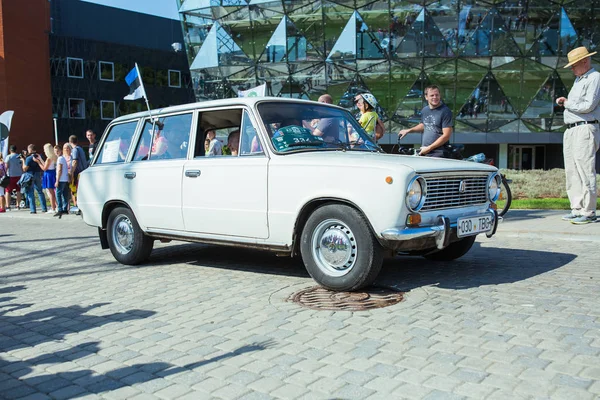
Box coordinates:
[82,120,140,224]
[182,109,269,238]
[126,112,194,231]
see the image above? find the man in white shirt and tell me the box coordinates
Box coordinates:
[555,47,600,224]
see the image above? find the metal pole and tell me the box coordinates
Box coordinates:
[53,118,58,145]
[135,63,153,121]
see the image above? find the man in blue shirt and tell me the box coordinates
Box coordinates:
[397,85,453,157]
[22,144,47,214]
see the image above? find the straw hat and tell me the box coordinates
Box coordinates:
[564,47,597,68]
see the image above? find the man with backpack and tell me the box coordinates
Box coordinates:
[68,135,88,213]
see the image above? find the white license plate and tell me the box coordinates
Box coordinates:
[457,215,494,238]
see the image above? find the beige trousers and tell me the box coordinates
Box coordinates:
[563,123,600,216]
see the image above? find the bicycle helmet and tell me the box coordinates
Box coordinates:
[360,92,378,110]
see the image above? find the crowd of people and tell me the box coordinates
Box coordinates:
[0,130,97,217]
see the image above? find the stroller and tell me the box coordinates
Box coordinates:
[9,188,27,209]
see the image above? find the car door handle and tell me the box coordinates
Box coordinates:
[185,170,201,178]
[124,172,136,179]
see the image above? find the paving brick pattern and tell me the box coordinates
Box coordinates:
[0,212,598,399]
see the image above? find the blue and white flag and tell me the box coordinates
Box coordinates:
[0,110,14,159]
[124,63,147,101]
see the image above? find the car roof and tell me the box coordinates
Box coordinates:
[111,97,346,124]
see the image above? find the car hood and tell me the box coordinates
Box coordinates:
[275,151,497,174]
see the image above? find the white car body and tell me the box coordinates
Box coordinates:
[78,98,500,291]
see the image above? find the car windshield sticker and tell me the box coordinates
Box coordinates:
[271,126,325,151]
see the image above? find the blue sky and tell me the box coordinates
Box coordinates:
[82,0,180,20]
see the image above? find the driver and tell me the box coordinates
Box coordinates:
[311,94,339,143]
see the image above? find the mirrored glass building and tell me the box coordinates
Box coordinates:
[177,0,600,169]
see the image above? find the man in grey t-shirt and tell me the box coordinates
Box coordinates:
[398,85,453,157]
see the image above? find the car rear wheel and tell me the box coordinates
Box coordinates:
[300,204,383,291]
[107,207,154,265]
[423,235,476,261]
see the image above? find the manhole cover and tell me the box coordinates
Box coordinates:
[288,286,404,311]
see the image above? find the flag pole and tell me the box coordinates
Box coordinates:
[135,63,153,121]
[53,118,58,145]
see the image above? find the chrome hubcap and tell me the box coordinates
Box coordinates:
[113,215,134,254]
[311,219,357,277]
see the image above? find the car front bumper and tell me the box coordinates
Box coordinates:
[380,208,500,250]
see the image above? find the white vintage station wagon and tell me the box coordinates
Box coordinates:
[78,98,501,291]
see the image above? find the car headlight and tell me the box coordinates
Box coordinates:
[406,175,426,212]
[488,172,501,202]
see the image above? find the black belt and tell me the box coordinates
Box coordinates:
[567,120,599,128]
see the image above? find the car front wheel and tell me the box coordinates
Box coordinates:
[300,204,383,291]
[107,207,154,265]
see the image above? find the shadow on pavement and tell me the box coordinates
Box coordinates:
[0,285,26,294]
[145,240,574,292]
[1,241,102,272]
[150,243,310,278]
[0,287,275,398]
[377,241,576,291]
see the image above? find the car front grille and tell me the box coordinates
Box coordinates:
[421,173,489,211]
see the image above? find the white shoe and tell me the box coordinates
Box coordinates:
[46,210,54,214]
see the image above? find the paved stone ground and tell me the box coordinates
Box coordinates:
[0,211,599,399]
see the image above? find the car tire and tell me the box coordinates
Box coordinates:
[300,204,383,291]
[107,207,154,265]
[423,235,476,261]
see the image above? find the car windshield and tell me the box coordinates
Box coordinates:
[257,101,382,153]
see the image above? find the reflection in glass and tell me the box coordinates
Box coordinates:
[395,9,454,58]
[392,72,430,126]
[461,8,520,56]
[180,0,600,134]
[260,16,319,63]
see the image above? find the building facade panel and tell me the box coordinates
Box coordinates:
[178,0,600,169]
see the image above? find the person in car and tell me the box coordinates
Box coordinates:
[310,94,339,143]
[150,121,168,157]
[227,130,240,156]
[205,128,222,156]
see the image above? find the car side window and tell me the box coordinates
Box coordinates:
[193,108,243,158]
[95,121,138,164]
[133,113,193,161]
[240,111,264,156]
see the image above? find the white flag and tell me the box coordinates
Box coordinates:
[238,83,266,98]
[0,110,14,159]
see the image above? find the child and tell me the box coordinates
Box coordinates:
[354,92,384,141]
